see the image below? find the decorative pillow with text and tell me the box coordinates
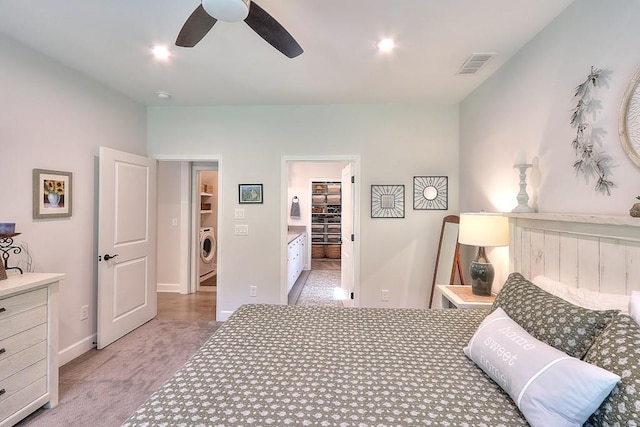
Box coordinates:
[465,308,620,427]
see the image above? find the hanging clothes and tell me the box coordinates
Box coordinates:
[290,196,301,219]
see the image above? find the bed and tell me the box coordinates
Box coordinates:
[123,214,640,426]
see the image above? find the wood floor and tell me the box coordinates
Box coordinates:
[157,263,339,320]
[157,288,216,321]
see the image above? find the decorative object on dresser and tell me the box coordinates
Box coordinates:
[0,273,64,426]
[413,176,448,210]
[512,150,535,213]
[570,66,614,195]
[371,185,404,218]
[32,169,72,219]
[458,213,509,296]
[238,183,263,204]
[619,67,640,169]
[0,231,23,275]
[631,196,640,217]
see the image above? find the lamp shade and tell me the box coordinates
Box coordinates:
[458,213,509,247]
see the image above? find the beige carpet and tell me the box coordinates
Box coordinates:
[17,318,221,427]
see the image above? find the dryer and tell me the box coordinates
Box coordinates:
[199,227,216,280]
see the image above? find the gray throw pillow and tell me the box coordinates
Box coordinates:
[492,273,618,359]
[584,314,640,426]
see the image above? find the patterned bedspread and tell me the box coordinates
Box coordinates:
[123,305,527,426]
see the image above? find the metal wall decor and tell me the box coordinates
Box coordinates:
[371,185,405,218]
[413,176,448,210]
[619,68,640,169]
[570,66,614,195]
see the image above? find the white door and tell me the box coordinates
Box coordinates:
[97,147,157,349]
[341,164,354,307]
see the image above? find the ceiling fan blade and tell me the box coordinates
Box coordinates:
[244,2,303,58]
[176,4,217,48]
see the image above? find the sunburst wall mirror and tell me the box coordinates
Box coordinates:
[371,185,405,218]
[413,176,448,210]
[619,68,640,169]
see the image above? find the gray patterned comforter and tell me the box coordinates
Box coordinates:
[123,304,527,426]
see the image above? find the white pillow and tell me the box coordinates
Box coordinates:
[464,308,620,427]
[629,291,640,325]
[532,276,630,313]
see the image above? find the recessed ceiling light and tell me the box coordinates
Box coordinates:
[152,45,171,61]
[156,91,171,100]
[377,38,395,53]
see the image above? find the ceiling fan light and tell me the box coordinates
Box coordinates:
[202,0,250,22]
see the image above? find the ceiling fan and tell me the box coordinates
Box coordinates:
[176,0,303,58]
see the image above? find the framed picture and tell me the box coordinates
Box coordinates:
[239,184,263,204]
[33,169,72,219]
[371,185,405,218]
[413,176,448,210]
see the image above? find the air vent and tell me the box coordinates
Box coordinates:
[457,52,495,75]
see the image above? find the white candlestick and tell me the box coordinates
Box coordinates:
[514,149,526,166]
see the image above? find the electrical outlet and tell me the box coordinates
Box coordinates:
[171,218,178,227]
[250,286,257,297]
[381,290,389,302]
[80,305,89,321]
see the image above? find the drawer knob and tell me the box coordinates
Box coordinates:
[0,307,5,313]
[0,389,5,396]
[0,348,5,355]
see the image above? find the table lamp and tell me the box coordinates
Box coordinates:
[458,213,509,296]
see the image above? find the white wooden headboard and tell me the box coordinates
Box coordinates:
[507,213,640,296]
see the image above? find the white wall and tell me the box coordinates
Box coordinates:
[148,104,459,316]
[157,161,183,289]
[0,35,146,364]
[459,0,640,289]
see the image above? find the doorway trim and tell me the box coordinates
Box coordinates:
[281,155,361,306]
[154,155,223,301]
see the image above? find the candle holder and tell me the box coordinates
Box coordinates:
[512,164,535,213]
[0,233,23,275]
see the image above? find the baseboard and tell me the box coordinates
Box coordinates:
[218,310,234,321]
[59,333,96,366]
[157,283,180,293]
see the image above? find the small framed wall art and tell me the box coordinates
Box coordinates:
[413,176,448,210]
[239,184,263,204]
[371,185,405,218]
[33,169,73,219]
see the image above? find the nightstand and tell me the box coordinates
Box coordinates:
[434,284,495,309]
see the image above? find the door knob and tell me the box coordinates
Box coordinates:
[103,253,119,261]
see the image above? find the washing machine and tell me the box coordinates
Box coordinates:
[199,227,216,280]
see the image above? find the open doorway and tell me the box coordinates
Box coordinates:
[155,158,221,321]
[283,157,360,307]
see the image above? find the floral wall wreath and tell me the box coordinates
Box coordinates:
[570,66,615,195]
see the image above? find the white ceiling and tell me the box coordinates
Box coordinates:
[0,0,574,106]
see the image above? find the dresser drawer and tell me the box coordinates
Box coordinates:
[0,324,46,364]
[0,361,47,421]
[0,340,47,383]
[0,288,47,321]
[0,305,47,342]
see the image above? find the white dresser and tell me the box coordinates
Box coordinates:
[0,273,63,427]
